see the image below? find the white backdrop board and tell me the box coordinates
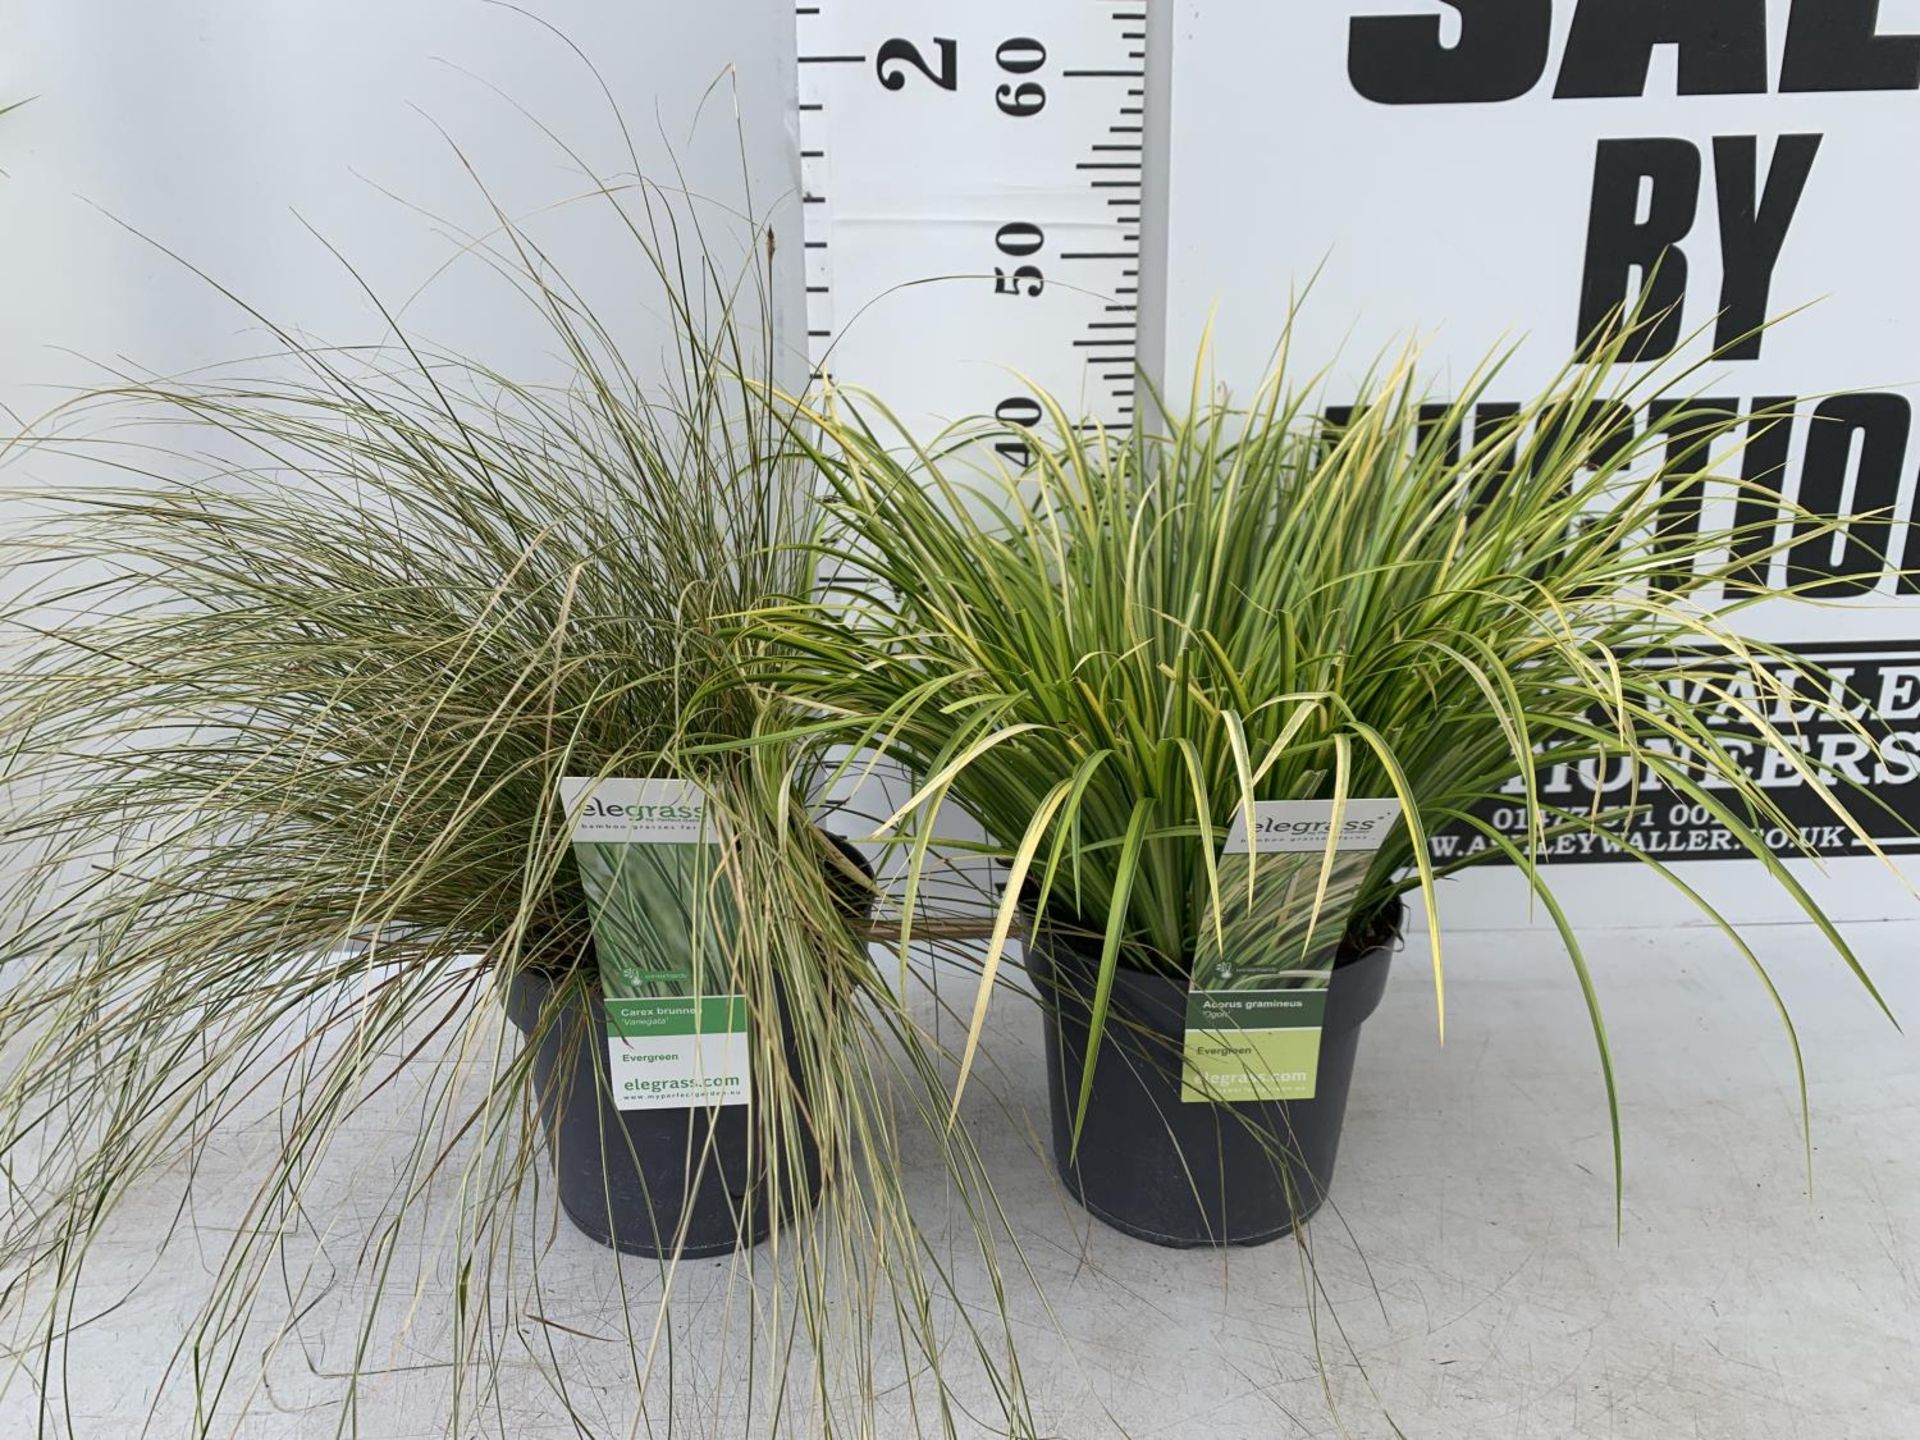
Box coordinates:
[1162,0,1920,929]
[0,1,803,439]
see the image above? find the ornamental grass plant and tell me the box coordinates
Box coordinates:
[0,176,1032,1435]
[759,324,1902,1175]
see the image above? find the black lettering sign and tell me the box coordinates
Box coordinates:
[1577,138,1699,360]
[1349,1,1551,104]
[1554,0,1768,99]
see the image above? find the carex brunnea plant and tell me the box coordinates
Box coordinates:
[0,173,1037,1434]
[754,321,1903,1215]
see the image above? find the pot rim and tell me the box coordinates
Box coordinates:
[1023,897,1407,981]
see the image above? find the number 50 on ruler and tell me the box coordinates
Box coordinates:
[796,2,1146,461]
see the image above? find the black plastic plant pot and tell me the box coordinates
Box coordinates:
[1026,907,1399,1249]
[503,832,873,1259]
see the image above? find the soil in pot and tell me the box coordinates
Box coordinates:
[504,831,875,1258]
[1026,904,1400,1249]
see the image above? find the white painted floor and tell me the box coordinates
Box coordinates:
[4,921,1917,1438]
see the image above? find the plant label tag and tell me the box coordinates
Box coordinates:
[1219,798,1403,855]
[558,777,750,1111]
[1182,798,1400,1104]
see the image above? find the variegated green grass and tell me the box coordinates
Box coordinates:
[753,320,1905,1200]
[0,165,1038,1435]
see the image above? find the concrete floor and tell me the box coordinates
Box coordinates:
[4,920,1917,1438]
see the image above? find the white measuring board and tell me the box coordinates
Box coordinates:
[794,1,1145,453]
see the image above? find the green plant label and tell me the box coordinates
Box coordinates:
[558,776,749,1111]
[1181,799,1400,1104]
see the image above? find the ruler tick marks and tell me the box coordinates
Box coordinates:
[797,2,1145,436]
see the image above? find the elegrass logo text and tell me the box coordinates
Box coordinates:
[582,798,703,823]
[624,1073,743,1097]
[1249,815,1392,838]
[559,776,714,845]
